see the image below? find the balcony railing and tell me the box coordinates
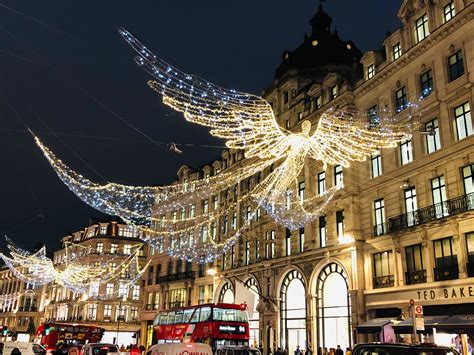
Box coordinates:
[434,264,459,281]
[405,269,427,285]
[467,262,474,278]
[389,193,473,233]
[155,271,195,284]
[373,223,387,237]
[18,306,38,312]
[373,275,394,288]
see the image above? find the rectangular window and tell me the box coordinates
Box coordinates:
[180,207,186,221]
[454,102,472,140]
[466,232,474,264]
[245,241,250,266]
[131,306,139,320]
[331,86,338,100]
[373,251,394,288]
[147,266,154,285]
[400,139,413,165]
[223,215,228,234]
[283,91,289,105]
[314,96,322,110]
[221,253,226,271]
[190,204,196,218]
[96,242,103,253]
[433,237,458,280]
[406,244,424,272]
[255,238,260,261]
[367,64,375,80]
[100,226,107,235]
[367,105,379,128]
[202,199,209,214]
[462,164,473,194]
[104,305,112,318]
[431,176,448,218]
[231,211,237,230]
[371,153,382,178]
[212,195,218,210]
[132,285,140,300]
[448,50,464,81]
[425,118,441,153]
[374,199,385,236]
[420,69,433,98]
[230,245,235,269]
[285,229,291,256]
[299,228,305,253]
[395,87,407,113]
[404,187,418,227]
[319,216,327,248]
[106,283,114,296]
[211,222,217,240]
[172,211,177,223]
[118,282,128,298]
[266,231,275,259]
[246,206,252,222]
[285,120,290,130]
[110,243,118,254]
[155,264,161,284]
[88,304,98,321]
[334,165,343,186]
[336,210,344,240]
[198,286,206,304]
[443,1,456,22]
[392,42,401,61]
[123,245,132,255]
[298,181,305,202]
[318,172,326,194]
[256,207,261,222]
[297,111,303,121]
[415,14,429,42]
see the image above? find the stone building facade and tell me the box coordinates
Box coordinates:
[141,0,474,353]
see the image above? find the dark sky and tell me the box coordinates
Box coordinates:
[0,0,402,252]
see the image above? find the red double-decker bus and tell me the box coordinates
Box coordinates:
[153,303,249,351]
[35,323,105,351]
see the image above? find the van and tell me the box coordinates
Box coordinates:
[81,343,120,355]
[146,343,213,355]
[0,342,46,355]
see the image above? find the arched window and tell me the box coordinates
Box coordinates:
[280,270,306,354]
[316,263,351,350]
[218,281,234,303]
[245,277,261,347]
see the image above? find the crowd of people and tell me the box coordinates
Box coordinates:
[267,345,351,355]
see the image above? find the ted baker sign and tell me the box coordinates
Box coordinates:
[417,286,474,301]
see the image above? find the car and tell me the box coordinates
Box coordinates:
[147,343,213,355]
[81,343,120,355]
[352,343,459,355]
[215,346,262,355]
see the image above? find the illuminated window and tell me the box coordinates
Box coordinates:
[366,64,375,80]
[400,139,413,165]
[299,228,305,253]
[297,111,303,121]
[317,172,326,194]
[392,42,401,60]
[334,165,343,186]
[286,229,291,256]
[104,305,112,318]
[371,153,382,178]
[367,105,379,128]
[106,283,114,296]
[96,242,103,253]
[319,216,327,248]
[231,211,237,230]
[100,226,107,235]
[88,304,98,321]
[298,181,305,202]
[462,164,473,195]
[132,285,140,300]
[124,245,132,255]
[443,2,455,22]
[131,306,139,320]
[373,251,394,288]
[331,86,338,100]
[118,283,128,298]
[425,118,441,153]
[336,210,344,240]
[431,176,448,218]
[110,243,118,254]
[454,102,472,140]
[373,199,385,236]
[404,187,418,227]
[314,96,322,110]
[189,204,196,218]
[415,14,429,42]
[245,241,251,266]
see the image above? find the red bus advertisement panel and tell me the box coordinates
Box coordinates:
[36,323,105,351]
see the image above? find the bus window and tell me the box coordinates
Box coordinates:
[183,309,194,323]
[159,313,168,325]
[213,308,248,322]
[190,309,201,323]
[154,314,161,326]
[167,312,176,325]
[200,307,211,322]
[175,311,184,324]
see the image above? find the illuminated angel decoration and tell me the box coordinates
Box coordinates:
[0,237,149,293]
[32,28,416,262]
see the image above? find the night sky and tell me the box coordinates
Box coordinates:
[0,0,402,252]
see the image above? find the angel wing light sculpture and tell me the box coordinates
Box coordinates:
[32,28,416,262]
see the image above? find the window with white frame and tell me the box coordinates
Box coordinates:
[180,207,186,221]
[202,199,209,214]
[400,139,413,165]
[110,243,118,254]
[89,282,99,297]
[336,210,344,241]
[286,229,291,256]
[317,172,326,194]
[371,152,382,178]
[190,204,196,218]
[106,283,114,296]
[132,285,140,300]
[88,304,98,321]
[130,306,139,320]
[395,87,407,113]
[212,195,218,210]
[334,165,343,186]
[374,199,386,236]
[123,245,132,255]
[100,225,107,235]
[299,228,305,253]
[103,304,112,318]
[367,64,375,80]
[118,283,128,298]
[231,211,237,230]
[431,176,448,218]
[462,164,473,195]
[448,50,464,82]
[392,42,401,61]
[420,69,433,98]
[96,242,103,253]
[454,102,472,140]
[298,181,305,202]
[245,241,250,266]
[443,1,455,22]
[425,118,441,153]
[404,187,418,227]
[415,14,429,42]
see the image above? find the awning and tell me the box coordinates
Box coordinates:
[393,315,448,334]
[437,315,474,332]
[356,318,393,333]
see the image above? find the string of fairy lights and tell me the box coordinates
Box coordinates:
[0,237,149,293]
[22,28,419,264]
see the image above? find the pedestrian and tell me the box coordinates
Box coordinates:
[119,345,126,353]
[295,346,302,355]
[68,346,79,355]
[11,348,21,355]
[276,347,283,355]
[318,348,322,355]
[335,345,343,355]
[306,346,313,355]
[345,348,351,355]
[323,348,328,355]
